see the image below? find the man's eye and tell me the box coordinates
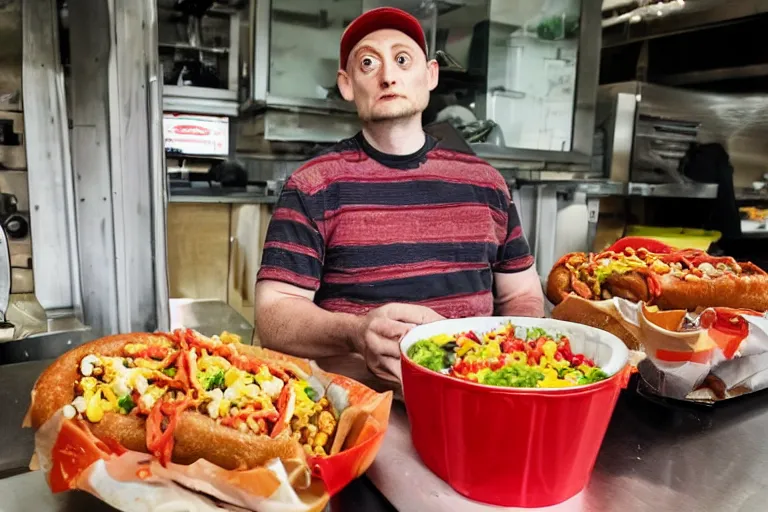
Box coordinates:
[361,56,379,71]
[396,53,410,66]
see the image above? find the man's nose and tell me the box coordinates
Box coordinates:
[379,60,397,88]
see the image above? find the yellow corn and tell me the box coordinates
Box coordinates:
[101,385,118,408]
[314,432,328,448]
[124,343,147,355]
[224,368,241,387]
[318,411,336,435]
[220,331,242,344]
[86,390,104,422]
[219,399,232,418]
[314,446,326,456]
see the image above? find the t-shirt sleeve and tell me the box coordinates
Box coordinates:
[492,186,535,274]
[256,176,325,291]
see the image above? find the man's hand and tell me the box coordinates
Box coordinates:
[354,303,445,384]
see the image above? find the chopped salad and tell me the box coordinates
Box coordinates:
[406,323,608,388]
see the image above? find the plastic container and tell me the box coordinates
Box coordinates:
[400,317,629,508]
[623,226,721,251]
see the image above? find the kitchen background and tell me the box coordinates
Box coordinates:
[1,0,768,350]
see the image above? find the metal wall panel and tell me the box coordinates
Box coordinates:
[68,0,120,335]
[66,0,168,335]
[107,0,163,333]
[22,0,83,316]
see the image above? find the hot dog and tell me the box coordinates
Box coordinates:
[546,247,768,312]
[25,329,354,470]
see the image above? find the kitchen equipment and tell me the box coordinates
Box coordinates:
[0,224,14,341]
[400,317,629,508]
[624,226,721,251]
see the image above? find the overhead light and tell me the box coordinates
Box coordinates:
[629,14,642,23]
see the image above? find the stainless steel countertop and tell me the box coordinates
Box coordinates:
[4,362,768,510]
[169,188,278,204]
[169,299,253,343]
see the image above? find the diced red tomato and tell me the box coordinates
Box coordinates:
[571,354,584,367]
[464,331,481,343]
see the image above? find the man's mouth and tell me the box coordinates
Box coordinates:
[378,94,403,101]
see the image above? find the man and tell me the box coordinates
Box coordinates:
[254,7,544,385]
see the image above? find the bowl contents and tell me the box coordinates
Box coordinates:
[406,323,608,388]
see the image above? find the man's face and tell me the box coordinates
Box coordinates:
[338,29,439,123]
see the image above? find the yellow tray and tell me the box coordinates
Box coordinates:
[624,226,722,251]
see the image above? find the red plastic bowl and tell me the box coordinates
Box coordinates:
[400,317,629,508]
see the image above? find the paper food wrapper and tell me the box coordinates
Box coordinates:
[553,296,768,403]
[31,354,393,511]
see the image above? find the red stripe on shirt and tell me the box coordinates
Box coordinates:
[292,156,507,196]
[504,224,523,244]
[321,204,500,247]
[256,266,320,291]
[323,261,488,284]
[318,290,493,318]
[493,254,535,273]
[271,207,316,229]
[263,241,321,260]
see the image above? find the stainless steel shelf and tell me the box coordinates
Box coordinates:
[512,179,626,197]
[159,42,230,54]
[472,143,592,166]
[169,188,278,204]
[627,182,719,199]
[162,86,239,116]
[510,180,718,199]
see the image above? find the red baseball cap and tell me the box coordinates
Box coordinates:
[339,7,427,70]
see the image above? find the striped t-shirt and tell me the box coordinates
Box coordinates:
[256,131,534,319]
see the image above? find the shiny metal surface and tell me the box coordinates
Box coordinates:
[0,326,92,365]
[0,226,11,320]
[606,93,638,183]
[513,179,626,198]
[147,15,170,333]
[371,389,768,511]
[162,86,240,117]
[68,0,120,335]
[169,298,253,344]
[22,0,83,314]
[627,182,719,199]
[0,470,371,512]
[0,359,53,476]
[169,189,279,204]
[601,81,768,188]
[4,359,768,510]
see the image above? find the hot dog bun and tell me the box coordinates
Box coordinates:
[653,273,768,312]
[28,333,312,469]
[547,250,768,312]
[551,296,643,351]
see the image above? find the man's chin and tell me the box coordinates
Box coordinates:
[363,105,422,123]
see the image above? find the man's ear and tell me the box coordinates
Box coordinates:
[337,70,355,102]
[426,59,439,92]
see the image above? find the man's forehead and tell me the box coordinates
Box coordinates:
[351,28,421,56]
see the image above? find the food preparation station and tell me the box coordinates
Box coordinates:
[4,0,768,511]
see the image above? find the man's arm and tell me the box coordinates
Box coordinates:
[494,266,545,317]
[254,280,360,359]
[255,280,444,382]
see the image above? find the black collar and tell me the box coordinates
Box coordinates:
[355,131,436,170]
